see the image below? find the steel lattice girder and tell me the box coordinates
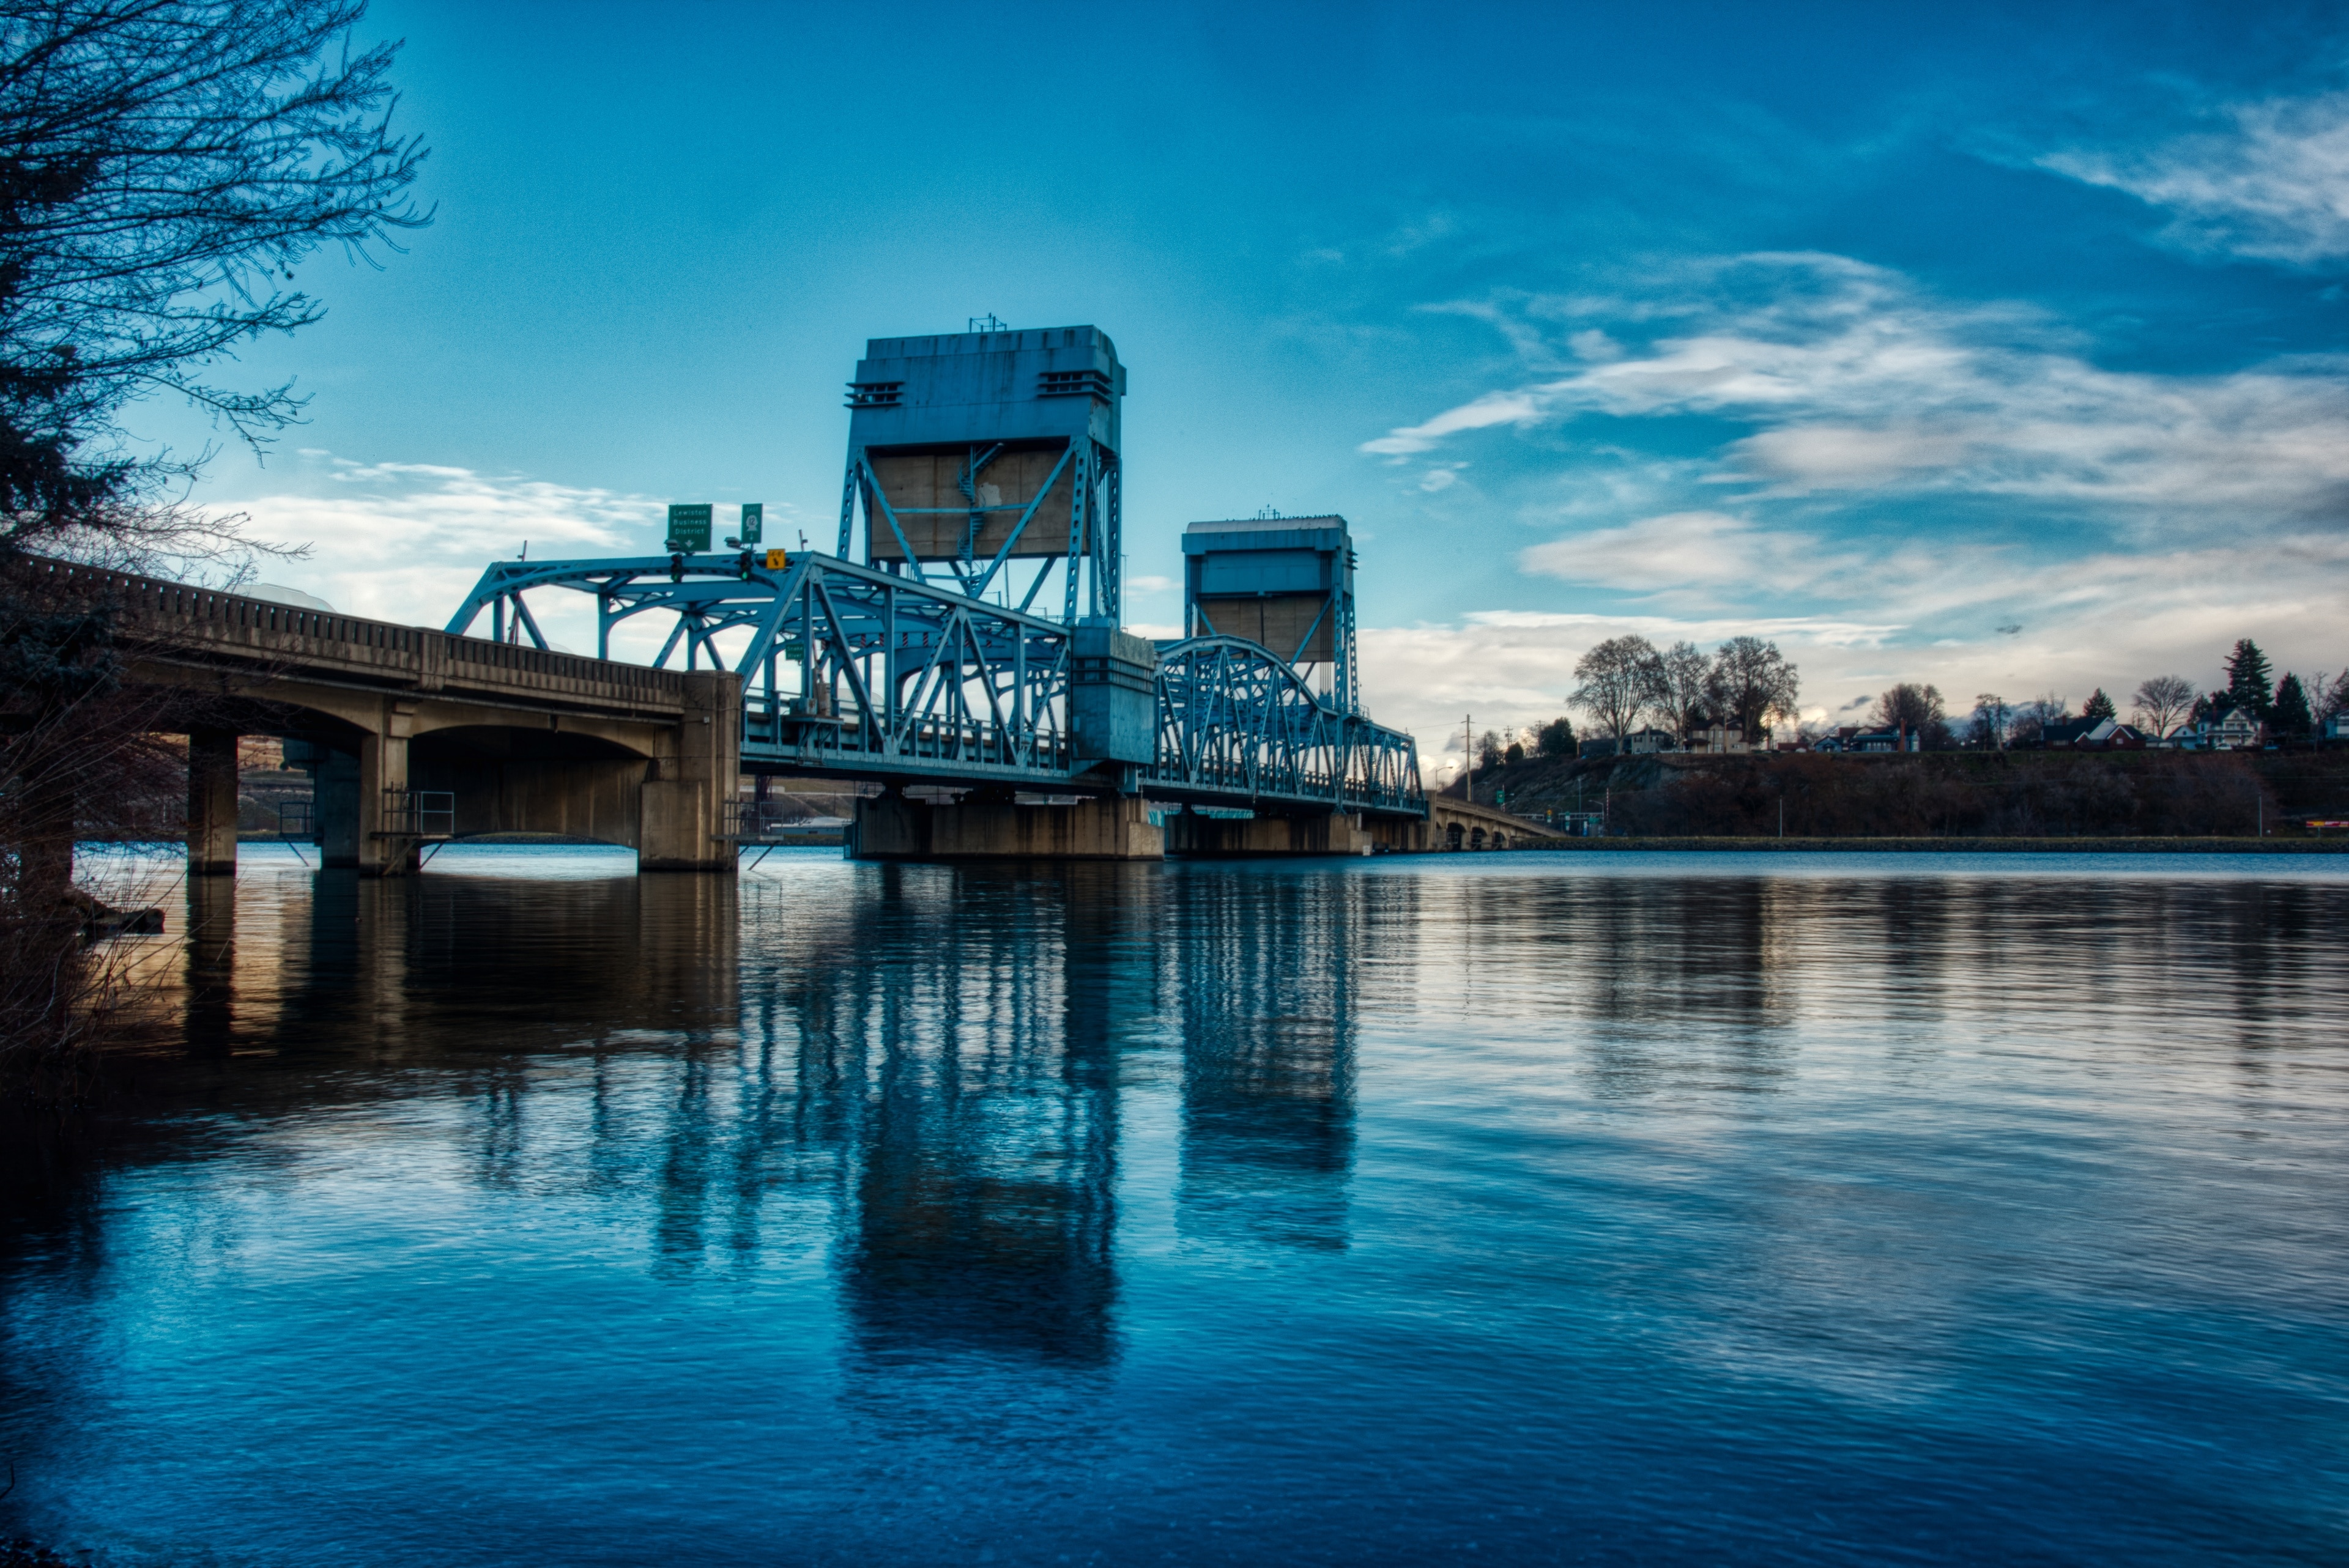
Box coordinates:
[445,555,1423,816]
[1145,637,1421,813]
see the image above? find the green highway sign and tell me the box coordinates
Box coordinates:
[666,503,712,552]
[739,503,763,544]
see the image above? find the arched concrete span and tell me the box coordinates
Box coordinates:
[35,558,743,876]
[1426,794,1570,851]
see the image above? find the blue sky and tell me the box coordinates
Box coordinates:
[152,0,2349,766]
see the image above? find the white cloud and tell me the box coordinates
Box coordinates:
[1358,254,2349,536]
[1518,510,1871,597]
[1127,574,1178,593]
[1363,527,2349,761]
[225,457,666,656]
[1362,389,1548,454]
[1568,328,1624,362]
[2041,92,2349,265]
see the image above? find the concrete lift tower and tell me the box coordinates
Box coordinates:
[839,324,1126,626]
[1182,514,1359,714]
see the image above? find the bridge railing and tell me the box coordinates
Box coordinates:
[23,554,699,707]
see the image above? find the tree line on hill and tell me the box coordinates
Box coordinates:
[1468,635,2344,773]
[1880,640,2340,751]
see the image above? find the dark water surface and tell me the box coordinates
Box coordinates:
[5,846,2347,1566]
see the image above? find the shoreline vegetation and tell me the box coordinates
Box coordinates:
[1458,749,2349,842]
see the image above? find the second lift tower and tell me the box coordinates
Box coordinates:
[1182,514,1359,714]
[839,325,1127,626]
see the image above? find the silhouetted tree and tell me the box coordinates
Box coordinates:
[2225,639,2274,720]
[2,0,426,1090]
[2009,693,2071,747]
[1650,638,1710,740]
[1705,635,1800,743]
[1873,682,1949,749]
[2082,688,2116,722]
[2272,673,2312,741]
[0,0,428,569]
[2132,675,2194,738]
[1476,729,1504,770]
[1571,634,1661,742]
[1968,693,2012,750]
[2315,668,2349,723]
[1534,715,1575,756]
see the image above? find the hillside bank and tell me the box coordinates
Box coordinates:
[1456,749,2349,840]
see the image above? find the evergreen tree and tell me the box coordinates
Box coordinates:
[2225,640,2274,719]
[1535,716,1576,756]
[2273,673,2312,740]
[2082,688,2116,722]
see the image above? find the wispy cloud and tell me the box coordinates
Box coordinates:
[1361,254,2349,537]
[229,457,669,653]
[1367,527,2349,761]
[1518,510,1870,599]
[2040,92,2349,265]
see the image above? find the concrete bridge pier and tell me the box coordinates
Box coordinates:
[1160,808,1429,856]
[1162,808,1369,857]
[187,728,241,876]
[304,701,417,876]
[848,789,1163,862]
[636,679,741,872]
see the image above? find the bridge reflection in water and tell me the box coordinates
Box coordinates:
[9,852,2346,1565]
[109,850,1398,1372]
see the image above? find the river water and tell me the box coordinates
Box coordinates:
[4,846,2346,1566]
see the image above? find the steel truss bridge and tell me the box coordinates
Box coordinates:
[447,552,1424,818]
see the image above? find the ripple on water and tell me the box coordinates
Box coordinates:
[1,845,2344,1566]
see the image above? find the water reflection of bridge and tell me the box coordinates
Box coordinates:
[154,857,1392,1369]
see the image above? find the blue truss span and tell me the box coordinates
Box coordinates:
[447,552,1424,819]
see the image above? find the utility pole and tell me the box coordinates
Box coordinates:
[1464,713,1473,804]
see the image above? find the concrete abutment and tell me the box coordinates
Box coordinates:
[848,796,1430,862]
[848,793,1163,862]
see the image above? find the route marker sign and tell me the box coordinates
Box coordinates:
[740,503,763,544]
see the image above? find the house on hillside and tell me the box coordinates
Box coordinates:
[1693,724,1748,754]
[2039,717,2099,747]
[2213,711,2263,749]
[2170,711,2265,751]
[2047,718,2148,750]
[1579,727,1679,760]
[1847,727,1918,753]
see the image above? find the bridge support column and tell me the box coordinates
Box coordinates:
[316,749,360,868]
[849,792,1163,862]
[355,710,415,878]
[638,671,741,873]
[1162,808,1382,856]
[187,727,240,876]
